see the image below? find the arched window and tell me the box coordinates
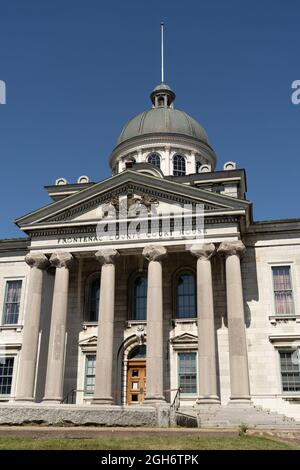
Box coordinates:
[147,153,161,168]
[132,273,147,321]
[196,161,202,173]
[173,154,186,176]
[85,274,100,322]
[176,272,196,318]
[128,345,146,360]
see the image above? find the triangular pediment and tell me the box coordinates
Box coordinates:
[170,333,198,344]
[16,171,250,232]
[79,336,97,346]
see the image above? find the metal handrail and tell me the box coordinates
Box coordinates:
[171,387,181,411]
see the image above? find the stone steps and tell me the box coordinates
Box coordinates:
[176,405,300,428]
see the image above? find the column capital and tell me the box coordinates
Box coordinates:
[25,252,49,270]
[142,244,167,262]
[218,241,245,258]
[49,252,73,269]
[190,243,215,260]
[95,248,119,265]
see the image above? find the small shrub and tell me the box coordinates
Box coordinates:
[239,423,249,436]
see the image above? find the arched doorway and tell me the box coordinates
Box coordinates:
[127,345,146,405]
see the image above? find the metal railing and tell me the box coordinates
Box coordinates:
[171,387,181,411]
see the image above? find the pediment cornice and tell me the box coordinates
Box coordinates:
[15,171,250,229]
[170,332,198,344]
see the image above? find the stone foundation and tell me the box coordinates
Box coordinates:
[0,404,170,427]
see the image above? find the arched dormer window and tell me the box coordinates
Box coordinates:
[129,272,147,321]
[173,154,186,176]
[196,161,202,173]
[147,153,161,169]
[85,273,100,322]
[175,271,196,318]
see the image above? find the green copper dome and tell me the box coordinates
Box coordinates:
[116,84,209,146]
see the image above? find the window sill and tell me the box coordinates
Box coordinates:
[125,320,147,328]
[172,318,197,326]
[269,315,300,324]
[82,322,98,330]
[281,394,300,401]
[0,324,23,332]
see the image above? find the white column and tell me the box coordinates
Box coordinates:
[92,248,119,405]
[218,241,251,403]
[142,245,167,404]
[190,243,220,404]
[15,253,49,402]
[43,252,73,403]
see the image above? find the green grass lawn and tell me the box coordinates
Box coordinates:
[0,435,297,450]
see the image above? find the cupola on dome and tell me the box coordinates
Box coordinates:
[116,83,209,146]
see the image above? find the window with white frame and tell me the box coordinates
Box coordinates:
[147,152,161,168]
[272,266,294,315]
[0,357,14,396]
[2,280,22,325]
[173,154,186,176]
[178,352,197,394]
[279,351,300,393]
[84,355,96,395]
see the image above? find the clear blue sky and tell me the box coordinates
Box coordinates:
[0,0,299,238]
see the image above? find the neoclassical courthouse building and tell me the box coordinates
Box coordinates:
[0,81,300,426]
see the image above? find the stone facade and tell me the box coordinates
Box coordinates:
[0,82,300,425]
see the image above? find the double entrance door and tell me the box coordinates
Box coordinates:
[127,360,146,404]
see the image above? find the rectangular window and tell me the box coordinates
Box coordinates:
[272,266,294,315]
[2,280,22,325]
[280,351,300,393]
[84,355,96,396]
[0,357,14,396]
[178,352,197,394]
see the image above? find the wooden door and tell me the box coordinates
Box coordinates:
[127,360,146,404]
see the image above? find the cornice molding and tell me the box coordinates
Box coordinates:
[109,133,217,169]
[27,215,240,238]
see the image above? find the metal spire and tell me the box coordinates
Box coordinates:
[161,22,164,83]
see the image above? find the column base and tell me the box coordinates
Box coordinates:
[42,398,62,405]
[196,396,220,405]
[143,396,166,406]
[14,397,36,404]
[228,396,252,406]
[92,397,114,405]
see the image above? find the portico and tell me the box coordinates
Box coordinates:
[14,236,250,408]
